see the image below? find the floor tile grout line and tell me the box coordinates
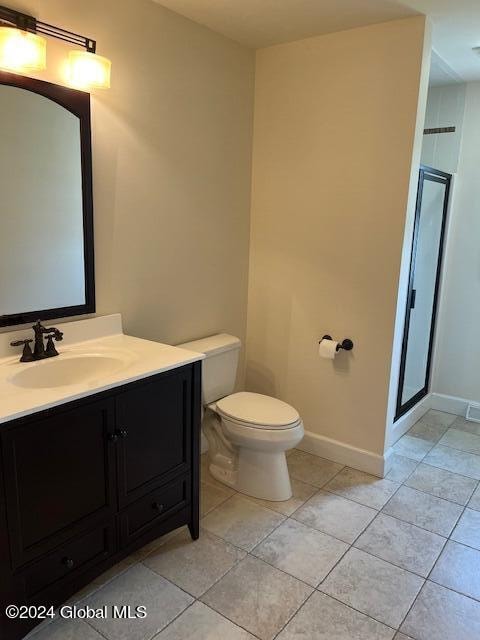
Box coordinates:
[425,576,480,604]
[287,465,348,498]
[200,488,234,518]
[75,557,201,640]
[395,574,480,638]
[271,589,320,640]
[199,586,271,640]
[313,588,401,633]
[379,506,456,538]
[240,479,322,518]
[144,527,249,597]
[266,470,388,548]
[150,599,263,640]
[195,539,321,618]
[427,574,480,604]
[313,498,387,589]
[359,442,431,633]
[350,510,448,580]
[403,476,479,507]
[434,439,480,458]
[146,600,198,640]
[288,509,373,547]
[143,541,264,639]
[208,512,441,599]
[394,578,429,638]
[385,458,420,485]
[203,477,461,545]
[207,484,462,552]
[246,549,317,590]
[379,494,464,538]
[423,498,471,586]
[85,619,113,640]
[397,421,480,461]
[420,458,480,483]
[72,560,143,607]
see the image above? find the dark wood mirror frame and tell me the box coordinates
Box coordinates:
[0,70,95,327]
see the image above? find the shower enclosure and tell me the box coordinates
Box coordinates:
[396,165,451,419]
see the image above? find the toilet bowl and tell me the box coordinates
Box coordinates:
[178,334,304,501]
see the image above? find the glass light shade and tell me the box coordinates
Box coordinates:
[0,27,46,72]
[67,51,111,89]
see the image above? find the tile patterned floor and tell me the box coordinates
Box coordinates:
[27,409,480,640]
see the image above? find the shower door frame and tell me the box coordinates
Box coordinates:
[395,165,452,420]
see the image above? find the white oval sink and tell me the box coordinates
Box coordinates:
[10,354,127,389]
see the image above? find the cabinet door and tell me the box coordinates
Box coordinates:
[116,367,192,506]
[2,398,116,568]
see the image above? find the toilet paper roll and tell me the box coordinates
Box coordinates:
[319,339,338,359]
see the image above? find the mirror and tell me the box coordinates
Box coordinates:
[0,71,94,327]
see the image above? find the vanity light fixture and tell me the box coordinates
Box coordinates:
[0,26,46,71]
[0,4,111,89]
[67,51,111,90]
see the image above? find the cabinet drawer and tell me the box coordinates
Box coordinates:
[120,476,190,545]
[19,521,116,599]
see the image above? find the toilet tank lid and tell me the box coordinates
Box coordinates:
[178,333,241,358]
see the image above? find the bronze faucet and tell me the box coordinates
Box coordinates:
[10,320,64,362]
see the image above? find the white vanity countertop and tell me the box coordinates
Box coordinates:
[0,314,204,425]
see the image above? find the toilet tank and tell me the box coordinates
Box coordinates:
[178,334,241,404]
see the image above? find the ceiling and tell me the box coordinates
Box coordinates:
[155,0,418,49]
[429,51,463,87]
[155,0,480,83]
[402,0,480,83]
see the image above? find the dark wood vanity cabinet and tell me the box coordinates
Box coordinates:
[0,362,201,640]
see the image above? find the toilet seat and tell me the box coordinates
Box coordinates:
[216,392,300,430]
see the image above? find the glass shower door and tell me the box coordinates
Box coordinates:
[396,166,451,419]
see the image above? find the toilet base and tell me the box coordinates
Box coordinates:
[209,449,292,502]
[237,449,292,501]
[203,410,303,502]
[209,462,237,488]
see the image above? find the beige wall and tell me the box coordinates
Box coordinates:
[5,0,254,380]
[246,17,428,455]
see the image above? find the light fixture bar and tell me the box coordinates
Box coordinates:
[0,5,96,53]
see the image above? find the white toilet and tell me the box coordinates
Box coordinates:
[179,334,304,501]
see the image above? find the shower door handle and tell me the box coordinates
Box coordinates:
[410,289,416,310]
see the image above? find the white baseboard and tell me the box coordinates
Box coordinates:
[430,393,472,417]
[297,430,387,478]
[387,393,432,448]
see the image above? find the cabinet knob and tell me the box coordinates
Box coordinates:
[108,433,119,443]
[152,502,165,513]
[118,429,128,439]
[62,557,74,570]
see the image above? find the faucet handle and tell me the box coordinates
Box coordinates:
[10,339,34,362]
[45,334,62,357]
[10,339,32,347]
[45,328,63,341]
